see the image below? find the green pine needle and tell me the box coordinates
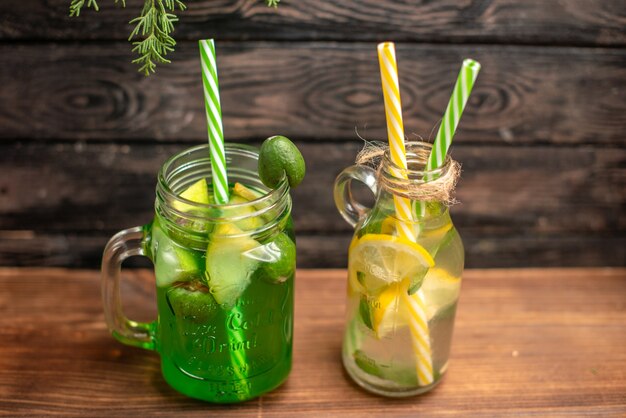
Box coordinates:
[127,0,181,75]
[69,0,280,75]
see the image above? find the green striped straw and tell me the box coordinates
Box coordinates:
[426,59,481,176]
[415,59,480,219]
[199,39,248,398]
[199,39,229,204]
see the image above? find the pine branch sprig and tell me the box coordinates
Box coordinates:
[69,0,280,75]
[128,0,184,75]
[69,0,99,16]
[69,0,126,17]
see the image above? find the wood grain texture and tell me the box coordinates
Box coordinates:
[2,233,625,270]
[1,141,624,268]
[0,268,624,416]
[1,0,625,46]
[0,42,624,144]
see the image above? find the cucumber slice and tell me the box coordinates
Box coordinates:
[205,223,260,308]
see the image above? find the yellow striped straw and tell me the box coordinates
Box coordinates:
[377,42,434,386]
[377,42,414,240]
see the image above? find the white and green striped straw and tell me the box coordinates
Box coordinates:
[415,59,480,219]
[426,59,481,177]
[199,39,248,397]
[199,39,229,204]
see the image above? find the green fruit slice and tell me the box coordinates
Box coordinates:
[227,194,264,231]
[354,350,384,378]
[248,232,295,284]
[153,219,204,287]
[233,182,262,201]
[173,179,211,211]
[205,223,260,307]
[171,178,216,240]
[258,135,305,188]
[167,281,219,324]
[407,267,430,295]
[359,296,374,331]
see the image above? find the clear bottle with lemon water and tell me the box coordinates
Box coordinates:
[334,142,464,397]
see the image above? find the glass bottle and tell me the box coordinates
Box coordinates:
[334,141,464,397]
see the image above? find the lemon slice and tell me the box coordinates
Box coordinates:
[372,282,405,337]
[420,267,461,319]
[349,234,435,295]
[380,216,397,235]
[418,221,453,253]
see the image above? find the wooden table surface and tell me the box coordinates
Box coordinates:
[0,268,624,416]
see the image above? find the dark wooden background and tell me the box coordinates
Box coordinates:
[0,0,624,269]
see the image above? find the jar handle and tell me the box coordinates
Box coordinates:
[333,165,378,228]
[101,226,156,351]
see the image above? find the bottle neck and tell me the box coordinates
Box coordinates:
[376,141,453,221]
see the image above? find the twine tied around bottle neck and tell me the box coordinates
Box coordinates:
[355,141,461,204]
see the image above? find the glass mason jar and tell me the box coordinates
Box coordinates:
[102,144,295,403]
[334,141,464,397]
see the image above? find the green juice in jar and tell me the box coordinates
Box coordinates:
[150,181,295,403]
[102,142,303,404]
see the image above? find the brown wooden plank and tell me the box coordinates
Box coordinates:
[1,232,624,270]
[0,141,623,235]
[0,141,624,267]
[1,0,625,46]
[0,267,624,416]
[0,42,624,144]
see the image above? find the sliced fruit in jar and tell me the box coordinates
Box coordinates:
[227,194,264,231]
[247,232,295,284]
[205,223,260,308]
[359,296,374,331]
[357,281,408,339]
[233,182,262,201]
[349,233,434,295]
[353,350,385,378]
[380,216,397,235]
[152,219,204,288]
[407,268,429,295]
[172,179,211,212]
[418,221,454,255]
[372,282,404,337]
[419,267,461,320]
[170,178,216,240]
[167,281,219,323]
